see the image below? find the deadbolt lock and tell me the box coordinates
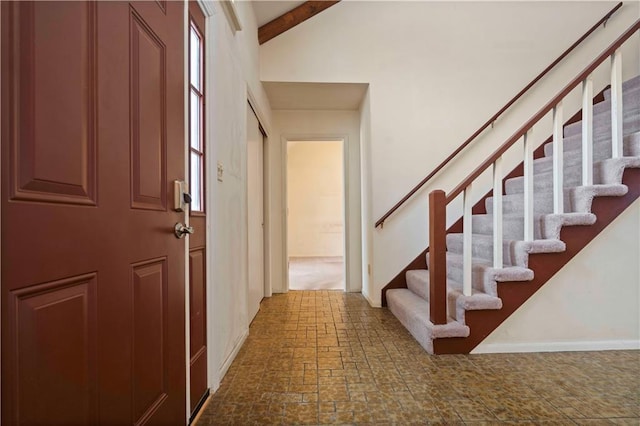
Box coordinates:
[173,180,191,212]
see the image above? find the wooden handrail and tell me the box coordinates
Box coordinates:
[374,2,623,228]
[446,19,640,203]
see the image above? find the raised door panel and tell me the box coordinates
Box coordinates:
[7,1,97,205]
[130,9,167,211]
[189,248,207,411]
[9,274,97,425]
[131,258,169,425]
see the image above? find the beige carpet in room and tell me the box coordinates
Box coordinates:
[288,257,345,290]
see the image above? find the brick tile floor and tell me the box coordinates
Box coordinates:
[195,291,640,425]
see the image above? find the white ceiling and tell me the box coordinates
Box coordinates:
[263,82,369,110]
[251,1,307,27]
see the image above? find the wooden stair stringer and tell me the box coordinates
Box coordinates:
[433,167,640,354]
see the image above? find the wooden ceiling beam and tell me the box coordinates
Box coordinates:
[258,1,341,45]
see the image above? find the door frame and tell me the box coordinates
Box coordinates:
[281,135,351,292]
[0,3,3,417]
[245,101,267,323]
[185,0,213,421]
[247,94,271,302]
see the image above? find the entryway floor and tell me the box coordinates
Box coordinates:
[194,291,639,425]
[289,257,344,291]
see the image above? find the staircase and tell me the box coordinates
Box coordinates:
[384,23,640,355]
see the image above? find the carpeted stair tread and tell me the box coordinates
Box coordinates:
[486,184,628,215]
[535,132,640,174]
[472,212,597,240]
[504,154,640,194]
[549,105,640,153]
[386,288,470,353]
[486,189,571,215]
[426,252,534,296]
[505,162,587,195]
[626,132,640,156]
[562,86,640,139]
[596,156,640,185]
[406,269,429,301]
[447,286,503,323]
[445,233,566,267]
[545,129,640,159]
[603,74,640,100]
[405,270,501,319]
[569,184,629,212]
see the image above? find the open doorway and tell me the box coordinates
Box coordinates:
[286,140,346,291]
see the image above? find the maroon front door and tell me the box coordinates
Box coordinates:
[1,1,187,424]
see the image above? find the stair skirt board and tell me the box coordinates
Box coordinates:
[382,74,640,354]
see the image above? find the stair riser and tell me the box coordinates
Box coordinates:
[548,113,640,156]
[534,135,640,174]
[505,167,587,195]
[444,262,487,293]
[486,191,571,215]
[405,271,428,301]
[563,88,640,138]
[425,253,490,293]
[472,215,544,240]
[603,75,640,100]
[446,234,516,266]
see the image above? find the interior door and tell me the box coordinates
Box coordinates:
[188,0,209,417]
[1,2,186,424]
[247,104,265,322]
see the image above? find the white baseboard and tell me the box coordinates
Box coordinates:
[472,339,640,354]
[362,291,381,308]
[218,329,249,379]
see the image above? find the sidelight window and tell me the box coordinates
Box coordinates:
[189,22,204,213]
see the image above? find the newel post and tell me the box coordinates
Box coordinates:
[429,190,447,325]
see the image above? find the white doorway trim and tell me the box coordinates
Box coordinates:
[247,93,271,300]
[246,102,266,323]
[281,134,353,292]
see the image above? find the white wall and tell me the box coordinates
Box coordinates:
[260,1,640,309]
[287,141,344,257]
[267,110,362,293]
[204,0,272,392]
[475,199,640,353]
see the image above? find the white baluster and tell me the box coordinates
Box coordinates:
[492,158,503,269]
[553,102,564,214]
[582,76,594,185]
[611,50,623,158]
[523,130,534,241]
[463,184,473,296]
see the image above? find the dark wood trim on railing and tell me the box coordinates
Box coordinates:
[258,1,341,45]
[374,2,623,228]
[428,190,447,324]
[446,18,640,204]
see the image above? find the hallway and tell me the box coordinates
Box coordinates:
[195,292,639,425]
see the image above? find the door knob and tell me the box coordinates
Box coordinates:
[174,223,194,239]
